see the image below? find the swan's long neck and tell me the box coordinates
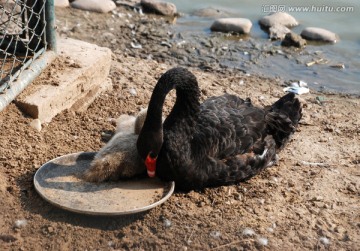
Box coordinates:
[143,67,201,131]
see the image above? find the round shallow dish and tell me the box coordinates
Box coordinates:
[34,152,175,215]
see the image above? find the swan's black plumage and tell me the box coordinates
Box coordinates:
[137,67,302,190]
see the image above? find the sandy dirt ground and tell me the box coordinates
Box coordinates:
[0,4,359,251]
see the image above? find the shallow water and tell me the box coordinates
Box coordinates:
[170,0,360,95]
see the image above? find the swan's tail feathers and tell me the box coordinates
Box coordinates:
[271,92,302,125]
[266,92,302,149]
[210,135,277,186]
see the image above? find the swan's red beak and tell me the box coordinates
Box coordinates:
[145,153,157,178]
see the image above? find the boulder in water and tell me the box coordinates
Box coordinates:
[259,12,298,29]
[210,18,252,34]
[141,0,177,16]
[301,27,339,43]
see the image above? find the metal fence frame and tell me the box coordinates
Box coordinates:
[0,0,56,112]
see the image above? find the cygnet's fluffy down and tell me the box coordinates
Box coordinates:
[83,109,147,182]
[116,108,147,135]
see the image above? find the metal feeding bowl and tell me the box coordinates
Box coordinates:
[34,152,175,215]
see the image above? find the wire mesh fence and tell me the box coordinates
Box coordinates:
[0,0,55,94]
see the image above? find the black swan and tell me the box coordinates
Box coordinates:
[83,109,148,182]
[137,67,302,190]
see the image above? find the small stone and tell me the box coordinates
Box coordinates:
[259,12,298,29]
[210,18,252,34]
[130,42,142,49]
[257,237,268,246]
[234,192,242,200]
[71,0,116,13]
[163,218,172,228]
[0,234,17,243]
[267,227,274,233]
[176,40,186,47]
[288,180,295,187]
[141,0,177,16]
[301,27,339,43]
[47,226,54,233]
[160,41,172,48]
[269,24,291,40]
[271,176,278,183]
[242,228,255,236]
[316,196,324,201]
[30,119,42,132]
[310,196,323,201]
[281,32,307,48]
[108,241,115,247]
[319,236,330,245]
[128,88,137,96]
[14,219,28,229]
[347,184,356,193]
[209,231,221,239]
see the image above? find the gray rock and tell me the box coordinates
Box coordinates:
[210,18,252,34]
[242,228,256,236]
[281,32,307,48]
[30,119,42,132]
[55,0,69,8]
[259,12,298,28]
[269,24,291,40]
[257,237,268,246]
[301,27,339,43]
[141,0,177,16]
[70,0,116,13]
[319,237,330,245]
[14,219,28,229]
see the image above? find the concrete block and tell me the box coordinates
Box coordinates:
[16,37,112,123]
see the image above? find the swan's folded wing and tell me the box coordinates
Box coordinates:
[192,95,267,160]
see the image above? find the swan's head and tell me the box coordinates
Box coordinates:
[136,129,163,178]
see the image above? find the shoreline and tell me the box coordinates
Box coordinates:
[56,3,359,96]
[171,1,360,96]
